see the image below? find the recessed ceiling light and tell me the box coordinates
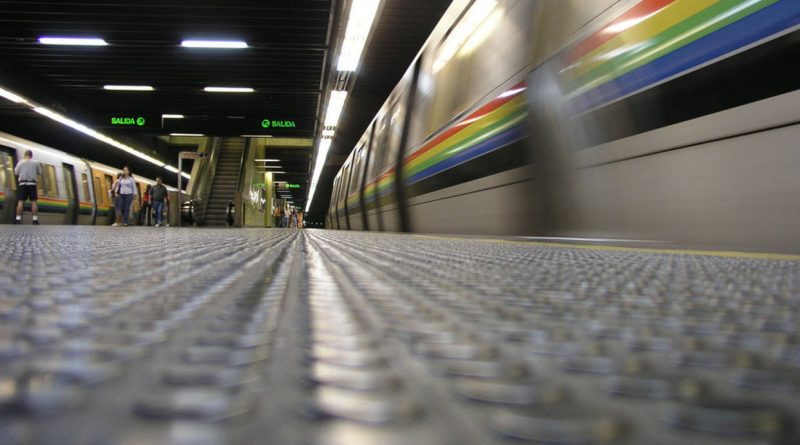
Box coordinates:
[162,114,184,119]
[181,40,248,49]
[39,37,108,46]
[104,85,154,91]
[204,87,254,93]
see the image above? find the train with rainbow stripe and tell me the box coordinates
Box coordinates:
[327,0,800,252]
[0,131,178,225]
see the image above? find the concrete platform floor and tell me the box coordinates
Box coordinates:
[1,226,799,445]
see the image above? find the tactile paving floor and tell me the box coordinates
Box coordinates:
[1,226,799,445]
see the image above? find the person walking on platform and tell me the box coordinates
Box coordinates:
[272,206,281,228]
[111,172,122,226]
[14,150,42,225]
[290,208,298,228]
[297,210,304,229]
[117,166,136,226]
[139,184,152,226]
[151,177,168,227]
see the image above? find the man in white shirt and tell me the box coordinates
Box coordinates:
[14,150,42,225]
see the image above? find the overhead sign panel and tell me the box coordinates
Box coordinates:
[260,118,297,129]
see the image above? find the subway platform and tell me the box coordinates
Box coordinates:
[1,226,799,445]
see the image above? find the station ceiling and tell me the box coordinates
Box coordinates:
[0,0,450,211]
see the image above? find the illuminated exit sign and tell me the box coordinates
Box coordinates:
[261,119,296,129]
[111,116,147,126]
[286,183,300,188]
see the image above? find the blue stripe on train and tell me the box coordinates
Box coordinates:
[404,123,527,186]
[572,0,800,113]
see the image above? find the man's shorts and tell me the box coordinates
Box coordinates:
[19,184,38,202]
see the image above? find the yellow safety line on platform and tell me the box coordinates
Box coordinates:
[409,235,800,261]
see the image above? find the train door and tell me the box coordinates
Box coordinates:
[340,157,353,230]
[62,163,79,224]
[103,174,115,225]
[0,147,17,223]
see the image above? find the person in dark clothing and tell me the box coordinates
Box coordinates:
[14,150,42,225]
[139,184,152,226]
[150,177,168,227]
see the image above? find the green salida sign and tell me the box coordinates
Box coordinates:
[261,119,296,129]
[111,116,146,127]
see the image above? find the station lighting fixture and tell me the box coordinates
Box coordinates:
[204,87,254,93]
[337,0,381,71]
[170,133,204,137]
[39,37,108,46]
[0,87,28,104]
[103,85,154,91]
[305,136,333,211]
[181,40,248,49]
[240,135,273,138]
[270,171,286,174]
[0,84,187,179]
[254,159,281,162]
[324,90,348,127]
[263,165,284,169]
[162,114,184,119]
[321,129,335,138]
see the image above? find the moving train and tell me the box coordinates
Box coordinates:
[0,131,178,225]
[328,0,800,251]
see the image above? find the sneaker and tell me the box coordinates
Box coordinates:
[155,223,161,227]
[32,220,39,225]
[14,220,21,225]
[112,223,119,227]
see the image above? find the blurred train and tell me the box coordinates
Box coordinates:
[328,0,800,251]
[0,131,178,225]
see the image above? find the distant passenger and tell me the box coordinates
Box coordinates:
[14,149,42,225]
[297,210,304,229]
[290,209,298,228]
[111,172,122,226]
[279,207,286,228]
[151,177,168,227]
[117,166,136,226]
[272,206,281,228]
[139,184,152,226]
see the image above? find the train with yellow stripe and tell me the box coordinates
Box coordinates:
[328,0,800,251]
[0,131,178,225]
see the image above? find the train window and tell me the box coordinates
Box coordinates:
[93,176,104,206]
[103,175,113,203]
[81,173,90,202]
[348,147,366,194]
[42,164,59,197]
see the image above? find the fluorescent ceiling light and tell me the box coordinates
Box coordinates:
[254,159,280,162]
[164,165,180,173]
[4,85,183,175]
[0,87,28,104]
[204,87,254,93]
[162,114,184,119]
[33,106,166,167]
[263,165,283,169]
[337,0,381,71]
[321,129,335,137]
[181,40,247,49]
[241,134,273,138]
[324,90,347,127]
[104,85,154,91]
[181,172,191,179]
[39,37,108,46]
[170,133,204,137]
[270,171,286,174]
[306,136,333,211]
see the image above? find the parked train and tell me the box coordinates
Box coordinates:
[328,0,800,251]
[0,131,178,225]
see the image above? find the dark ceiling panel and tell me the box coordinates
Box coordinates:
[0,0,451,215]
